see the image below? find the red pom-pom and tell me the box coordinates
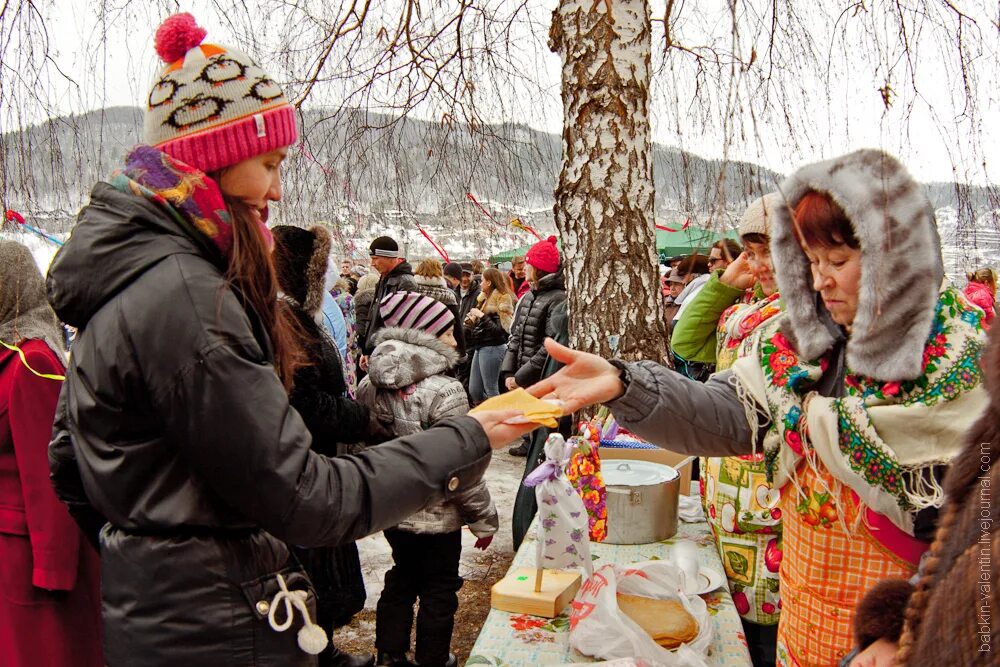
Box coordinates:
[154,13,207,64]
[546,235,557,244]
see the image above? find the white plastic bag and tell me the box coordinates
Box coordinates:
[569,561,713,667]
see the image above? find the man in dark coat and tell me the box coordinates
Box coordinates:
[361,236,417,357]
[508,255,528,297]
[452,263,481,396]
[455,263,481,324]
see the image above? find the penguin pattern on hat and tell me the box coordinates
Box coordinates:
[144,13,298,174]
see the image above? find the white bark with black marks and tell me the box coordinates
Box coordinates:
[550,0,666,361]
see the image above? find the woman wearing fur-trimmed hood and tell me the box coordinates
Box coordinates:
[525,149,988,667]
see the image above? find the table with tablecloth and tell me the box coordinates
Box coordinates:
[468,518,753,666]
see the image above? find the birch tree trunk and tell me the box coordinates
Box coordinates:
[549,0,666,361]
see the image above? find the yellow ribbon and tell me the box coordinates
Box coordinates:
[0,340,66,381]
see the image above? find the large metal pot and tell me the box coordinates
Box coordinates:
[602,460,680,544]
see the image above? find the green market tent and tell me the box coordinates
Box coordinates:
[490,244,534,263]
[489,226,739,264]
[655,226,740,260]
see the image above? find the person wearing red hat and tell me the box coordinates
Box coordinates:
[500,236,566,456]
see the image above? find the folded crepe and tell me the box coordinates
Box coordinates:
[469,388,563,428]
[616,593,698,650]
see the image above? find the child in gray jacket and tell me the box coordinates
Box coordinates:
[358,292,498,667]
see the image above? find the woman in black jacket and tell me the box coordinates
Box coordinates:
[273,225,373,667]
[464,268,515,405]
[500,236,567,392]
[45,14,532,667]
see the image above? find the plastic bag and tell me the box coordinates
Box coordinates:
[569,561,713,667]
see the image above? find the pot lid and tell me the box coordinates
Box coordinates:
[602,460,678,486]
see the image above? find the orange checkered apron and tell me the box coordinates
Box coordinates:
[775,463,919,666]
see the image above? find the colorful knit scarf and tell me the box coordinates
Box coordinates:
[731,285,987,536]
[109,145,270,261]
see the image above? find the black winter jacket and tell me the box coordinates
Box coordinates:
[354,287,376,348]
[457,281,482,325]
[288,306,369,451]
[46,184,491,667]
[500,271,567,388]
[465,312,508,351]
[362,262,417,354]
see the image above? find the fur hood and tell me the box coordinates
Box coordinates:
[272,225,332,316]
[770,149,943,380]
[368,326,460,389]
[414,274,448,289]
[477,289,515,330]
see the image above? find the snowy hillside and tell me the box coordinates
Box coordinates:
[936,206,1000,281]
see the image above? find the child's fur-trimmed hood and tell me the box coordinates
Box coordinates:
[368,326,460,389]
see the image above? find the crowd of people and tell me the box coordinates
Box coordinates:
[0,11,997,667]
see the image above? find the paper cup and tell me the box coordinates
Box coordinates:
[671,542,700,594]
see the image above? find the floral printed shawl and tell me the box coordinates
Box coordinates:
[716,290,782,372]
[732,285,987,536]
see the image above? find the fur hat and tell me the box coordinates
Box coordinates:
[369,235,401,258]
[769,149,943,380]
[526,235,560,273]
[378,292,454,337]
[739,192,782,239]
[144,13,297,174]
[272,225,331,315]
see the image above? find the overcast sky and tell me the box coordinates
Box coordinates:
[7,0,999,186]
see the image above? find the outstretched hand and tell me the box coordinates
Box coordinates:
[469,410,539,450]
[525,339,625,414]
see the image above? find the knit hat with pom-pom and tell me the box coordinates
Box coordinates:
[525,235,560,273]
[144,13,297,173]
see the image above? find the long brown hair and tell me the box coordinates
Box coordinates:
[483,267,514,299]
[222,198,306,390]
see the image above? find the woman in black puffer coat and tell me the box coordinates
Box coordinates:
[499,236,566,392]
[45,14,530,667]
[273,225,373,667]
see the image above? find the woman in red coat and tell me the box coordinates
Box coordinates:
[0,239,103,666]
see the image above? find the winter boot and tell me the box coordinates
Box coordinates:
[376,651,415,667]
[508,440,529,457]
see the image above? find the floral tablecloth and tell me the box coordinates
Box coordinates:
[468,519,752,666]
